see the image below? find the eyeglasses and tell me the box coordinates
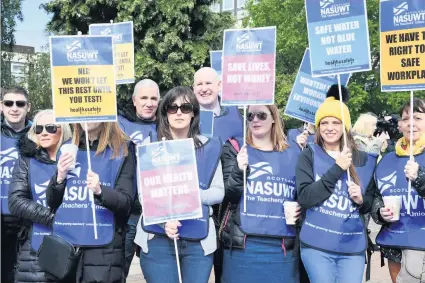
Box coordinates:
[166,103,194,114]
[247,112,269,122]
[2,100,27,108]
[35,124,61,134]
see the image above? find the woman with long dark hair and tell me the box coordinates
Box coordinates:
[134,86,224,283]
[296,85,377,283]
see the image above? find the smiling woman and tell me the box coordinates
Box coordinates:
[8,109,72,283]
[296,84,377,283]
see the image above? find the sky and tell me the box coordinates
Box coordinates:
[14,0,51,52]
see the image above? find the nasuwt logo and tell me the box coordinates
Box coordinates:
[151,144,180,166]
[67,162,82,180]
[0,148,18,183]
[247,162,295,198]
[248,162,273,179]
[236,32,263,52]
[377,171,397,194]
[320,0,350,18]
[320,0,334,9]
[393,2,425,26]
[66,40,99,62]
[130,131,144,145]
[394,2,408,16]
[35,180,50,207]
[100,27,122,42]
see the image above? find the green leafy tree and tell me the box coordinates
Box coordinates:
[42,0,234,106]
[245,0,425,129]
[1,0,24,88]
[23,50,52,115]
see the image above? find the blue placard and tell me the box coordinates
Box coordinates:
[305,0,372,76]
[221,27,276,105]
[89,21,133,44]
[284,48,351,124]
[210,50,222,77]
[50,36,114,67]
[200,110,214,138]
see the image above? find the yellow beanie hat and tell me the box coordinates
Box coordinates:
[315,85,351,132]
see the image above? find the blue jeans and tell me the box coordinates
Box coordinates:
[301,247,365,283]
[140,235,213,283]
[222,237,299,283]
[124,213,139,277]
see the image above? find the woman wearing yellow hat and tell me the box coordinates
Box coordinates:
[295,85,377,283]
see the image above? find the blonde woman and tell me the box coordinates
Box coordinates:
[352,113,387,155]
[9,109,72,283]
[220,104,301,283]
[47,121,135,283]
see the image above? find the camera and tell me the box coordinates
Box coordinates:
[373,112,400,140]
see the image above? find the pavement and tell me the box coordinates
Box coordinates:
[126,222,392,283]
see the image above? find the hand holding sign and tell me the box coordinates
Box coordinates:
[296,131,309,149]
[87,171,102,195]
[237,145,249,171]
[335,147,352,171]
[165,220,181,239]
[348,183,363,205]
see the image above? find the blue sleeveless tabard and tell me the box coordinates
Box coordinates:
[29,158,56,252]
[300,144,376,254]
[239,145,299,237]
[118,115,157,145]
[214,106,243,143]
[376,151,425,250]
[53,147,124,247]
[1,135,19,215]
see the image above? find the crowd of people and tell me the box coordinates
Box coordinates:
[1,66,424,283]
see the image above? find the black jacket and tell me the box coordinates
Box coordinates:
[1,118,32,234]
[219,140,295,250]
[9,136,62,283]
[119,103,156,215]
[46,134,135,283]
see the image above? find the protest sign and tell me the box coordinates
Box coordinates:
[305,0,371,77]
[200,110,214,138]
[285,48,351,124]
[50,35,117,123]
[89,21,135,84]
[210,50,223,78]
[380,0,425,92]
[221,27,276,106]
[137,139,202,225]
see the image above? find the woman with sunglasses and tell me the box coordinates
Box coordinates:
[296,86,377,283]
[220,104,301,283]
[46,121,135,283]
[134,86,224,283]
[8,109,73,283]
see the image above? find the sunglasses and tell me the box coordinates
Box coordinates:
[247,111,269,122]
[166,103,194,114]
[2,100,27,108]
[35,124,61,135]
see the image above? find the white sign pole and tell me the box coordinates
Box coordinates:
[85,122,98,239]
[337,74,352,184]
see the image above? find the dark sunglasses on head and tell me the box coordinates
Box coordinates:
[166,103,194,114]
[35,124,61,135]
[247,111,269,122]
[2,100,27,108]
